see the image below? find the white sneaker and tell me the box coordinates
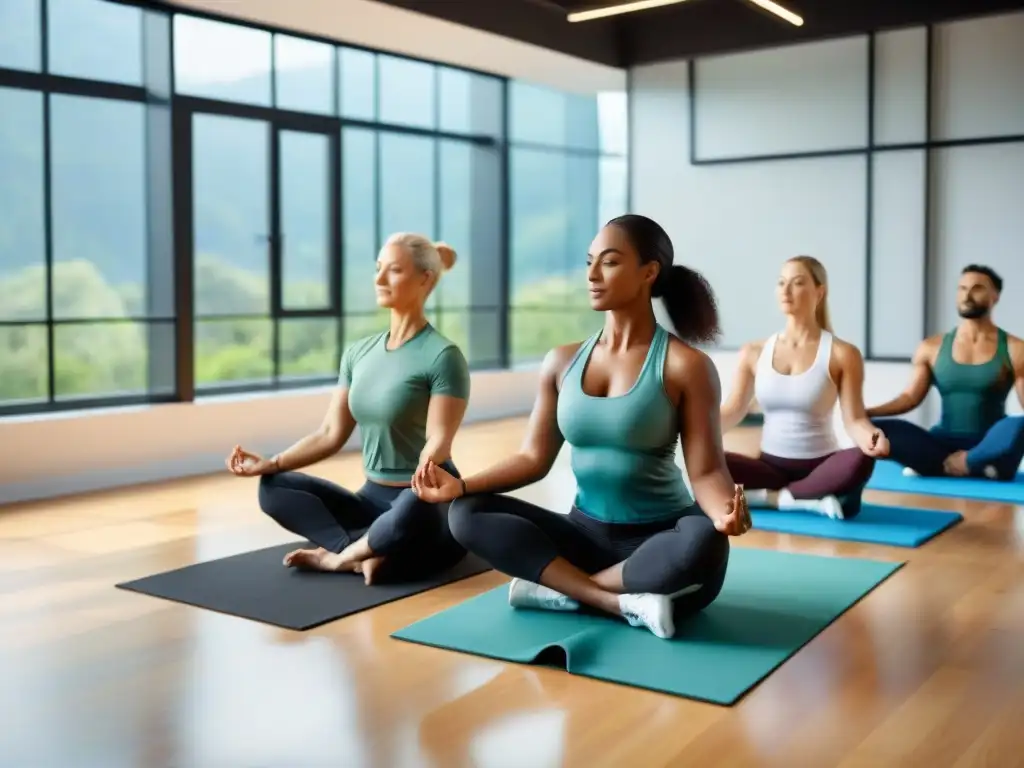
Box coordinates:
[508,578,579,612]
[778,489,845,520]
[902,467,919,477]
[618,593,675,639]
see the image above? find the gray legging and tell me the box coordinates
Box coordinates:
[448,494,730,616]
[258,469,466,581]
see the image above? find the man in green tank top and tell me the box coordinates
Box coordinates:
[867,264,1024,480]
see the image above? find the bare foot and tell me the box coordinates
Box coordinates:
[360,556,386,585]
[283,547,353,572]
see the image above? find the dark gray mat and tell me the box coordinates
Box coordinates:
[116,542,492,630]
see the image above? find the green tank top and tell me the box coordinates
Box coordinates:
[933,327,1014,436]
[341,324,470,483]
[556,325,694,524]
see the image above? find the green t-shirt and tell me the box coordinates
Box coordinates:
[341,324,470,483]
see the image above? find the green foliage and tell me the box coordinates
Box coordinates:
[0,255,602,403]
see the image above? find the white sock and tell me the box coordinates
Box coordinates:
[778,489,845,520]
[901,467,919,477]
[744,488,776,507]
[508,578,579,612]
[618,593,675,639]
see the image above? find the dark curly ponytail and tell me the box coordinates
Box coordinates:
[605,214,722,345]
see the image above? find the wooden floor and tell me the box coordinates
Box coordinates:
[1,418,1023,768]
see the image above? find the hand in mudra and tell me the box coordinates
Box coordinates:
[411,460,464,504]
[226,445,277,477]
[714,484,751,537]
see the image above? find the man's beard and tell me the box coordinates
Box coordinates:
[958,301,989,319]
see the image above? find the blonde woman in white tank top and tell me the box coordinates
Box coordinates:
[719,257,890,519]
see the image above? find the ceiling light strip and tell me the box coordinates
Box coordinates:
[745,0,804,26]
[566,0,692,23]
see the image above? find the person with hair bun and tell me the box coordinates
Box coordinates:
[719,256,889,520]
[225,233,471,584]
[411,214,746,640]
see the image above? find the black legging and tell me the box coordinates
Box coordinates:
[449,494,730,615]
[258,470,466,581]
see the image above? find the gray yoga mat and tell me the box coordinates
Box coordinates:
[116,542,491,630]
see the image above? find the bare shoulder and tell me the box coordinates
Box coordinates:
[1006,333,1024,367]
[665,335,720,389]
[830,336,865,366]
[540,341,586,389]
[914,334,944,365]
[738,339,766,366]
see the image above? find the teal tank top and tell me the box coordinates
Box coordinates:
[556,325,694,524]
[933,327,1014,436]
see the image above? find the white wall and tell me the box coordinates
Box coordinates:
[631,10,1024,441]
[168,0,626,94]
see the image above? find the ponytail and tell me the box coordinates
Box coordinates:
[787,255,833,333]
[815,296,833,334]
[655,264,722,345]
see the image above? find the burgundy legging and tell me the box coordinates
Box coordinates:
[725,449,876,518]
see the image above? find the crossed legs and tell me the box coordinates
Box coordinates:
[725,448,876,519]
[448,494,730,639]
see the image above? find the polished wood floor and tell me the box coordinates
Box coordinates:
[1,418,1023,768]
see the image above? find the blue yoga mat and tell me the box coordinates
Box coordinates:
[866,460,1024,504]
[392,548,902,705]
[750,503,962,548]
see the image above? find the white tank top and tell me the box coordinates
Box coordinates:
[754,331,840,459]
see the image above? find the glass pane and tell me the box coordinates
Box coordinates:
[436,309,501,370]
[598,91,628,155]
[511,308,600,367]
[0,0,41,71]
[274,34,334,114]
[379,133,435,241]
[279,130,331,310]
[437,141,472,309]
[173,15,272,106]
[47,0,143,84]
[438,69,502,137]
[343,311,389,349]
[510,148,570,307]
[599,156,629,225]
[566,154,600,308]
[53,320,170,399]
[50,95,146,320]
[565,92,600,152]
[341,127,377,313]
[0,88,46,321]
[0,324,48,405]
[195,317,272,388]
[192,113,270,316]
[509,81,566,147]
[279,317,338,379]
[378,55,435,129]
[339,47,376,121]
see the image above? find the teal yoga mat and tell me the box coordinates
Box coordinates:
[392,548,902,705]
[750,503,963,547]
[866,460,1024,504]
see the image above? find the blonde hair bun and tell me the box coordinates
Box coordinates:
[434,242,457,271]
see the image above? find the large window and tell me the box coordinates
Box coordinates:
[0,0,175,412]
[0,0,626,415]
[508,83,629,365]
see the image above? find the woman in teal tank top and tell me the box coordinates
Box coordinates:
[413,215,750,640]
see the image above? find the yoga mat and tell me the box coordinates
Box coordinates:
[750,503,962,548]
[116,542,491,630]
[866,459,1024,504]
[392,548,902,705]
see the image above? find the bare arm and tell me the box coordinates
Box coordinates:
[834,341,877,451]
[865,339,935,418]
[461,346,572,495]
[420,395,468,466]
[719,342,760,432]
[672,345,737,525]
[1010,336,1024,408]
[271,387,356,472]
